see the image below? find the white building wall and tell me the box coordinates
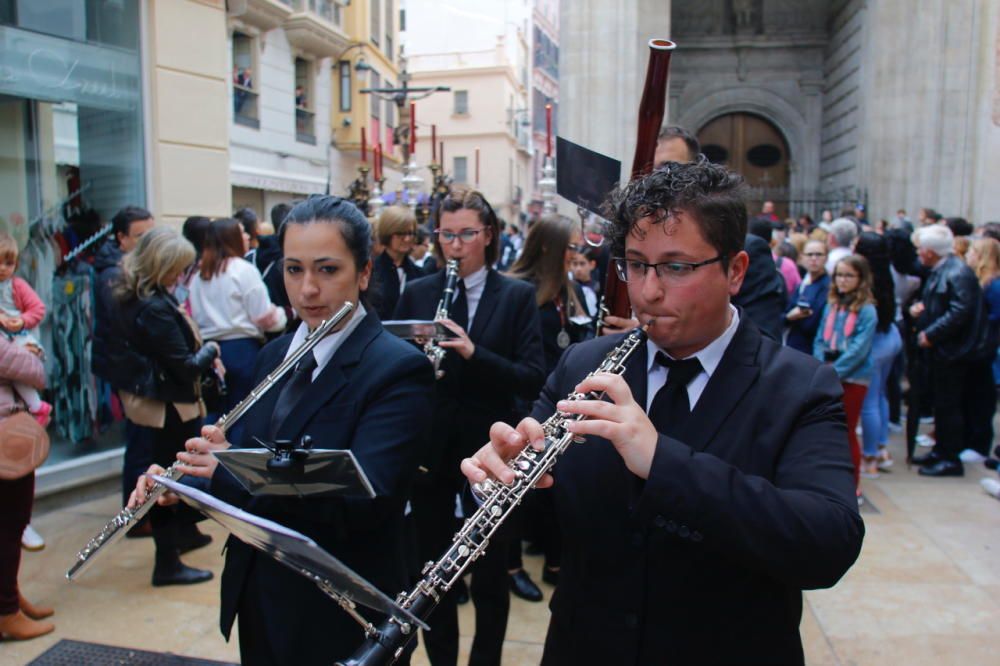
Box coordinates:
[228,26,332,206]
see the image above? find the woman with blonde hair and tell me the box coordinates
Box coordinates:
[372,205,423,320]
[814,254,877,493]
[964,237,1000,459]
[112,227,220,586]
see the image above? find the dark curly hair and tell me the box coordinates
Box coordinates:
[602,158,748,271]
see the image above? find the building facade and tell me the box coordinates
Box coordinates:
[408,43,533,224]
[403,0,533,223]
[561,0,1000,224]
[531,0,559,208]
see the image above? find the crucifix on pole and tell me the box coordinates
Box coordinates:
[360,46,450,163]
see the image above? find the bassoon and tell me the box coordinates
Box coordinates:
[599,38,677,332]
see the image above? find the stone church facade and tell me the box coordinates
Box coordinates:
[561,0,1000,223]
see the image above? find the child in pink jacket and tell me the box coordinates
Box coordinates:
[0,232,49,425]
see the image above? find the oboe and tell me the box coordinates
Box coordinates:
[66,302,357,580]
[337,325,649,666]
[424,259,460,379]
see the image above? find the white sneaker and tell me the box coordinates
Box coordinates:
[959,449,987,463]
[916,434,935,448]
[919,416,935,425]
[21,524,44,551]
[888,422,903,433]
[981,477,1000,499]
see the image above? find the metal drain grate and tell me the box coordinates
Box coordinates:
[28,639,237,666]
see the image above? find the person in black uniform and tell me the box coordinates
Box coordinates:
[132,196,434,666]
[393,189,545,666]
[462,161,864,665]
[372,205,424,320]
[505,215,594,599]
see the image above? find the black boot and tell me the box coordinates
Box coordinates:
[151,524,213,587]
[176,522,213,555]
[509,569,543,602]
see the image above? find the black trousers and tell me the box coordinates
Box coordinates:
[149,403,202,530]
[411,472,512,666]
[930,357,994,461]
[0,473,33,615]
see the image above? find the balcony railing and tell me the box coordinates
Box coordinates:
[307,0,340,25]
[233,84,260,129]
[296,106,316,144]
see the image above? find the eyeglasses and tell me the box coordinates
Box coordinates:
[613,255,724,283]
[436,228,484,244]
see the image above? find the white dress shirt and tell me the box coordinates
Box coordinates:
[461,266,489,330]
[282,304,368,381]
[645,305,740,412]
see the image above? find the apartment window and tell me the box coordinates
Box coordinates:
[453,90,468,115]
[338,60,352,112]
[309,0,340,25]
[294,57,315,144]
[384,0,394,58]
[370,0,380,45]
[454,156,468,184]
[384,80,395,149]
[232,32,259,128]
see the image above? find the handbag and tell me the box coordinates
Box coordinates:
[0,412,50,480]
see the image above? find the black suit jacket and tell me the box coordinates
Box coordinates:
[393,268,545,479]
[533,316,864,666]
[371,251,424,321]
[210,313,434,665]
[734,234,787,342]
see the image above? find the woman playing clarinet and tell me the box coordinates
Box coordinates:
[393,189,545,666]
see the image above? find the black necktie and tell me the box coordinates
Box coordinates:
[269,350,317,439]
[649,352,703,438]
[450,279,469,331]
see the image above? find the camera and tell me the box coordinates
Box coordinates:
[823,349,842,363]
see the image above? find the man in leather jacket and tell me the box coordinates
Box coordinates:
[909,224,992,477]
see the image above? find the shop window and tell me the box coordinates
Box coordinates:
[338,60,352,112]
[232,32,259,129]
[454,90,468,115]
[454,156,468,184]
[295,57,315,144]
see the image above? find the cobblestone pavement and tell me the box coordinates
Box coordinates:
[5,429,999,665]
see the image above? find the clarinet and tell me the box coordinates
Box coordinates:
[337,325,649,666]
[424,259,460,379]
[66,302,357,580]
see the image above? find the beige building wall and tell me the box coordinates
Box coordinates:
[410,45,533,223]
[145,0,231,228]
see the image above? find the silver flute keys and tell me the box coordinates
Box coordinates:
[424,259,460,379]
[66,302,357,580]
[336,325,648,666]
